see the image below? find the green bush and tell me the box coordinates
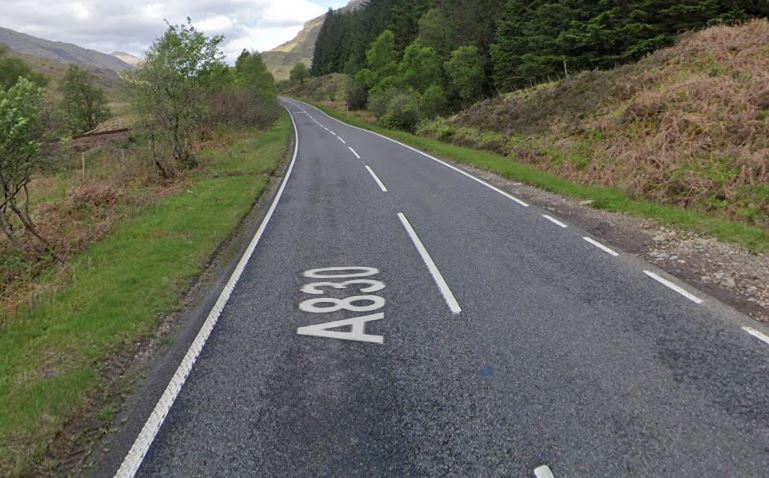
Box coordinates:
[368,86,400,117]
[381,91,420,132]
[349,84,368,110]
[420,84,449,119]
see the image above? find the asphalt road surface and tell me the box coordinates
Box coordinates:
[113,98,769,477]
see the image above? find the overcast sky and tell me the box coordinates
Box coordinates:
[1,0,346,62]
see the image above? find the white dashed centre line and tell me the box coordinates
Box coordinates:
[348,146,361,159]
[583,237,619,257]
[338,136,347,144]
[397,213,461,315]
[365,165,388,192]
[329,131,337,136]
[644,270,704,304]
[295,101,532,207]
[743,326,769,346]
[534,465,555,478]
[542,214,568,228]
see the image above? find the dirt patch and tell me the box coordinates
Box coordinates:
[462,163,769,324]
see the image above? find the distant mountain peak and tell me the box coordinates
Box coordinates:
[261,0,366,80]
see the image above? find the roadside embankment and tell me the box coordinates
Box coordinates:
[0,113,292,475]
[419,20,769,232]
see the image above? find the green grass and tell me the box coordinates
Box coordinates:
[312,103,769,254]
[0,113,292,475]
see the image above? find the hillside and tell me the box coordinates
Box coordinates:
[0,25,131,73]
[419,20,769,227]
[5,50,126,101]
[261,0,364,80]
[111,51,142,67]
[283,73,350,101]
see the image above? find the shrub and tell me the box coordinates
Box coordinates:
[368,86,400,117]
[348,84,368,110]
[205,88,278,129]
[420,84,449,119]
[381,91,420,132]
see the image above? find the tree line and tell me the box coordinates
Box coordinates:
[310,0,769,130]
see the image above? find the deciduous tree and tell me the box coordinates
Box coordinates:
[398,43,443,93]
[126,19,224,175]
[445,45,486,105]
[289,62,310,85]
[60,65,111,134]
[0,47,47,90]
[0,77,54,256]
[366,30,399,82]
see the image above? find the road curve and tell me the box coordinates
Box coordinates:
[111,98,769,477]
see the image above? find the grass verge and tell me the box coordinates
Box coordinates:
[0,112,292,475]
[311,102,769,254]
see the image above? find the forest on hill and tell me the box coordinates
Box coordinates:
[309,0,769,130]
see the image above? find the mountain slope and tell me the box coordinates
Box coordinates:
[6,50,126,99]
[419,20,769,227]
[261,0,364,80]
[111,51,142,67]
[0,26,131,73]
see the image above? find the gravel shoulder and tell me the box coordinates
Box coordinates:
[464,164,769,325]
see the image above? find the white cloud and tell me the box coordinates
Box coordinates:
[0,0,336,62]
[262,0,325,27]
[72,2,91,20]
[194,15,237,34]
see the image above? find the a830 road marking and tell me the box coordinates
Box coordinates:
[297,267,386,344]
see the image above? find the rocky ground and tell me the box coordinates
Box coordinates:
[463,164,769,324]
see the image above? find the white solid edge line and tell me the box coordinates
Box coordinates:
[338,136,347,144]
[644,270,704,304]
[534,465,555,478]
[743,326,769,346]
[397,213,461,314]
[114,106,302,478]
[365,165,388,192]
[297,101,529,208]
[348,146,361,159]
[583,237,619,257]
[542,214,568,228]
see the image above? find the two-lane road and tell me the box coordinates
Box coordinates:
[112,98,769,477]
